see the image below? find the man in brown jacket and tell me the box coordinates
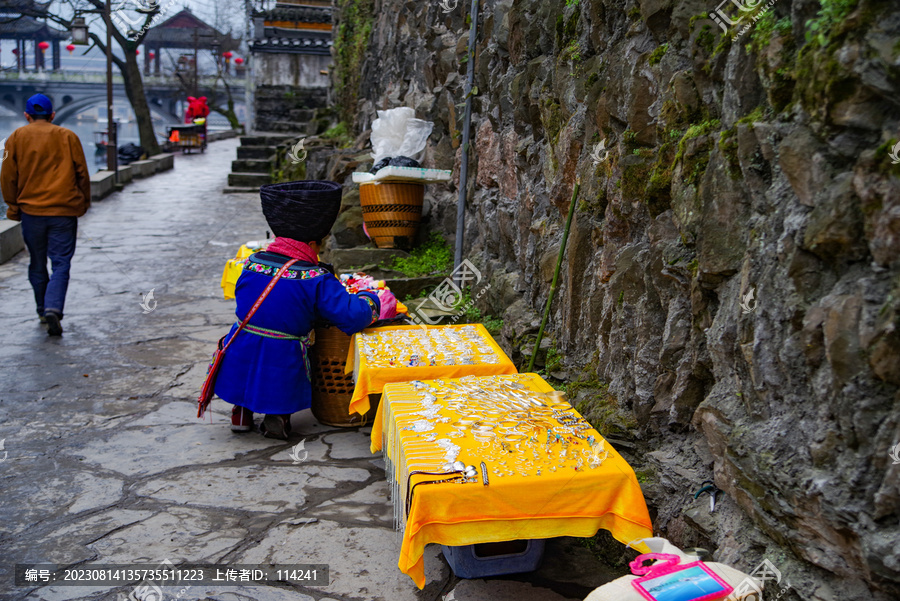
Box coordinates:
[1,94,91,336]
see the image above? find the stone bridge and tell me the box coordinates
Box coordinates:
[0,72,227,125]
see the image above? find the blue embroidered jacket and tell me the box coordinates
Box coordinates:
[214,251,380,415]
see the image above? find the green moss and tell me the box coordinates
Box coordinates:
[321,121,353,148]
[687,258,699,276]
[556,9,580,48]
[627,6,641,20]
[573,382,639,438]
[586,71,600,87]
[540,96,563,143]
[873,139,900,175]
[712,32,732,58]
[635,468,654,484]
[275,162,307,184]
[737,105,768,126]
[668,119,719,186]
[333,0,374,126]
[646,140,676,217]
[689,13,708,29]
[648,43,668,66]
[622,161,651,201]
[386,233,453,277]
[695,23,715,56]
[579,186,608,218]
[683,119,722,140]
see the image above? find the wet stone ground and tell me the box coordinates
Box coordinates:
[0,139,620,601]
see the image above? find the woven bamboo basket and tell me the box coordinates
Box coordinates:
[309,324,379,427]
[359,181,425,249]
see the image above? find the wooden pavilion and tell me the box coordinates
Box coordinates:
[141,8,240,77]
[0,0,69,71]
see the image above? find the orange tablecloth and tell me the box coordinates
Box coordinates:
[345,324,517,417]
[373,373,653,588]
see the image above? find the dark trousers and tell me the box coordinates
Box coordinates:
[19,213,77,319]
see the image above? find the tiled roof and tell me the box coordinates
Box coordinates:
[0,16,67,39]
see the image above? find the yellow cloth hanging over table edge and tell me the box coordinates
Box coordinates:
[402,515,653,589]
[374,373,653,588]
[345,323,518,418]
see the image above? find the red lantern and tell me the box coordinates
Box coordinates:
[234,57,244,65]
[135,49,140,55]
[149,51,156,60]
[38,41,49,53]
[223,51,233,62]
[12,48,18,55]
[66,44,75,54]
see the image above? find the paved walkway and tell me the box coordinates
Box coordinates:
[0,139,612,601]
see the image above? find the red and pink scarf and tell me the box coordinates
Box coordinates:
[266,237,319,264]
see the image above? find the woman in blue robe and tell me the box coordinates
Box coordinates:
[214,180,393,439]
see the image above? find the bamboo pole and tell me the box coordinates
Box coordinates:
[527,182,580,373]
[453,0,480,281]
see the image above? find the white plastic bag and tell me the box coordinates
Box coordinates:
[370,107,434,163]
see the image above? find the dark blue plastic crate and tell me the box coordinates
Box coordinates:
[441,539,546,578]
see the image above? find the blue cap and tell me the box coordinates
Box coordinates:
[26,94,53,115]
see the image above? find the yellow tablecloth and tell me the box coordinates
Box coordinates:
[220,244,257,300]
[373,373,653,588]
[345,324,517,417]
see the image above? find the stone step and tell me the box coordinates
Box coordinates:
[384,275,447,301]
[223,186,261,194]
[252,121,305,135]
[237,146,275,160]
[228,172,271,187]
[240,133,294,147]
[231,158,272,173]
[329,248,410,271]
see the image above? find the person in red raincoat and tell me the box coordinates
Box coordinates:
[184,96,210,124]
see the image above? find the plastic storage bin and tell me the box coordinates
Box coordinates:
[441,539,546,578]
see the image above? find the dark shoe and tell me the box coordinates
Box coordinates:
[231,405,254,432]
[260,414,292,440]
[39,314,47,324]
[45,312,62,336]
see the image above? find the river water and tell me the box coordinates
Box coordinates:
[0,110,232,175]
[0,105,232,211]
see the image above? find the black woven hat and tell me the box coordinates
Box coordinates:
[259,180,343,241]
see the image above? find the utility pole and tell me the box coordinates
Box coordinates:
[105,0,118,181]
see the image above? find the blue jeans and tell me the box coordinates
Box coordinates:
[20,213,78,319]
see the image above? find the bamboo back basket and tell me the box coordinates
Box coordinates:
[309,324,379,427]
[359,181,425,249]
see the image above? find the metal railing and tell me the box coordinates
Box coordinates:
[0,71,241,86]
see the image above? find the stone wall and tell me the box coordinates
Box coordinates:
[254,85,329,132]
[339,0,900,598]
[254,52,331,88]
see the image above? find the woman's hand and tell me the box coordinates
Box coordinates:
[376,289,398,320]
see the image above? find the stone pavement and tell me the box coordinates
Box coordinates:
[0,139,620,601]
